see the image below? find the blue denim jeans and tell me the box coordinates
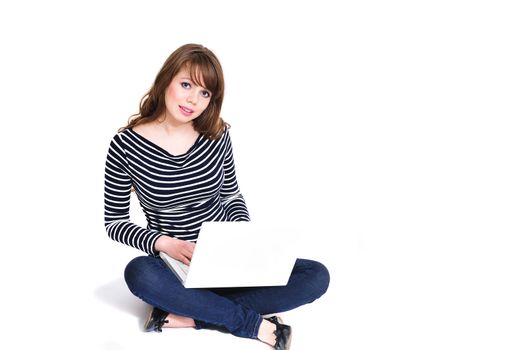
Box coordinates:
[124,256,330,339]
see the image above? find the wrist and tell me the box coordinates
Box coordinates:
[154,235,171,253]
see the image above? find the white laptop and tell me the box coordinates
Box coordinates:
[159,221,298,288]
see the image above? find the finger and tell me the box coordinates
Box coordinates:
[182,241,195,251]
[182,242,194,253]
[183,247,193,261]
[175,253,188,265]
[181,256,191,266]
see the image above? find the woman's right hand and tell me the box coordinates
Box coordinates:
[155,235,195,265]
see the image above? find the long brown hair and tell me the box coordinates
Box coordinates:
[121,44,228,139]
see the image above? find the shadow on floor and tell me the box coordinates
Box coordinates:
[93,277,150,329]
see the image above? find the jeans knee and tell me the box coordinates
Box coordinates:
[309,260,330,299]
[124,256,155,295]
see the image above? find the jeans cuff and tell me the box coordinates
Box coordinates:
[251,315,263,339]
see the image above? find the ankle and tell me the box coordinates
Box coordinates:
[165,314,196,328]
[257,319,277,346]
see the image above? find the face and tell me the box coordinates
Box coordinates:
[163,66,212,126]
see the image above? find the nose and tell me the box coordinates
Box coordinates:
[187,88,199,105]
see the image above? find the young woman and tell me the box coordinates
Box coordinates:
[104,43,330,350]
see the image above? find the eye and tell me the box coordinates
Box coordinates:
[200,90,211,98]
[181,82,191,89]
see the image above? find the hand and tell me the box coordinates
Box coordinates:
[155,235,195,265]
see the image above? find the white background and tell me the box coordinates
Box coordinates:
[0,1,526,349]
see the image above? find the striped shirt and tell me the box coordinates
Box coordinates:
[104,126,250,256]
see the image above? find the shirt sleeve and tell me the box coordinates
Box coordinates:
[220,129,251,221]
[104,133,163,256]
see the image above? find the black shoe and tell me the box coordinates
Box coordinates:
[144,307,169,332]
[265,316,292,350]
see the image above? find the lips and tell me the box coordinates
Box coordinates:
[179,105,194,116]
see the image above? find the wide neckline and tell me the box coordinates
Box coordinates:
[128,128,203,158]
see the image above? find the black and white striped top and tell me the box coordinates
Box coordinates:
[104,126,250,256]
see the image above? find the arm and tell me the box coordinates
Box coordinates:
[220,129,250,222]
[104,134,163,256]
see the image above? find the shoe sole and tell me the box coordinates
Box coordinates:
[286,328,293,350]
[144,307,156,331]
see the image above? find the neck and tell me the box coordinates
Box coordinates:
[157,115,195,136]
